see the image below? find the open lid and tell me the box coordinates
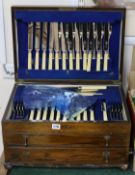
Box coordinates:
[12,7,125,83]
[129,46,135,90]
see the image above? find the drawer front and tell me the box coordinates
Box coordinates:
[5,147,129,166]
[4,134,129,148]
[3,122,131,136]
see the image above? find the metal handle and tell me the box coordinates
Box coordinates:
[24,136,28,147]
[104,135,111,147]
[103,150,110,164]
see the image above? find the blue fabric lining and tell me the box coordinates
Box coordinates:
[12,85,123,121]
[15,10,123,22]
[15,9,123,81]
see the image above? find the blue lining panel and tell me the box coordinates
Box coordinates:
[18,69,118,80]
[15,10,123,22]
[13,86,122,105]
[13,86,25,101]
[12,85,123,121]
[17,21,28,68]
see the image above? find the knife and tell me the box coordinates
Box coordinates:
[83,23,88,71]
[75,23,80,70]
[96,23,104,71]
[87,23,93,72]
[35,22,41,70]
[48,23,55,70]
[28,22,33,70]
[69,23,74,70]
[53,22,60,70]
[92,23,97,60]
[103,23,112,71]
[102,101,108,121]
[72,23,75,59]
[42,22,47,70]
[61,23,67,70]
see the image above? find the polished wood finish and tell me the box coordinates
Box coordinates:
[2,120,131,168]
[5,147,129,167]
[2,122,130,135]
[2,6,130,170]
[4,133,129,147]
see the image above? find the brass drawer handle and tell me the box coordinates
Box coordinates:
[103,151,110,164]
[104,135,111,147]
[23,136,28,147]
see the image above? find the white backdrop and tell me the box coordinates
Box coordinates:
[0,0,6,63]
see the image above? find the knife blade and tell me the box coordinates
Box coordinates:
[83,23,88,71]
[103,23,112,71]
[61,23,67,70]
[42,22,47,70]
[28,22,33,70]
[69,23,74,70]
[92,22,97,60]
[75,23,80,70]
[35,22,41,70]
[54,22,60,70]
[96,23,104,71]
[87,23,93,72]
[48,23,55,70]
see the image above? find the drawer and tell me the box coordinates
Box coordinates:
[4,147,129,167]
[2,122,131,136]
[4,134,130,148]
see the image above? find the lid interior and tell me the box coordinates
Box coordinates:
[12,8,125,82]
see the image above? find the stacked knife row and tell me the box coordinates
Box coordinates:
[28,22,112,72]
[10,101,123,121]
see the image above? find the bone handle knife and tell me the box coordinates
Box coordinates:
[35,22,41,70]
[48,23,55,70]
[103,23,112,71]
[75,23,80,70]
[54,23,60,70]
[42,22,47,70]
[28,22,33,70]
[61,23,67,70]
